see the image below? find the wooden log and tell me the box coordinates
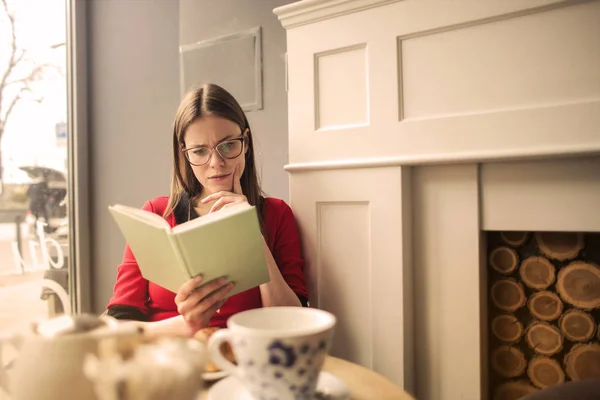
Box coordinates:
[490,246,519,275]
[525,321,563,356]
[491,279,527,312]
[564,343,600,381]
[527,356,565,389]
[491,345,527,378]
[501,231,530,247]
[519,256,556,291]
[492,314,524,343]
[535,232,584,261]
[527,291,563,321]
[558,309,596,342]
[494,380,538,400]
[555,261,600,310]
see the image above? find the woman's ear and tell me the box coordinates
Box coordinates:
[243,129,250,155]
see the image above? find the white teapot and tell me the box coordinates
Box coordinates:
[0,313,143,400]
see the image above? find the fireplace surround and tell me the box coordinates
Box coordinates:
[274,1,600,399]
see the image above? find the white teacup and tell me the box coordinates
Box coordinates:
[208,307,336,400]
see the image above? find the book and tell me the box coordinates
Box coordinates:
[108,201,269,295]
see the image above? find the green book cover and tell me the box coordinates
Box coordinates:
[108,202,269,295]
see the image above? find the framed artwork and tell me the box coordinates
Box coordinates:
[180,26,263,112]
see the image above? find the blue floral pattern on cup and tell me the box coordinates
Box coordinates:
[234,333,333,400]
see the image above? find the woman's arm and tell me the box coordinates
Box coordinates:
[106,243,150,321]
[106,200,159,321]
[259,199,308,308]
[259,238,302,307]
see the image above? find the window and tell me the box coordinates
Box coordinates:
[0,0,73,333]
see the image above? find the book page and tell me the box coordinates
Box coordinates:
[109,206,188,292]
[171,204,269,296]
[171,201,253,234]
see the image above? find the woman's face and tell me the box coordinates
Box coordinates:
[183,115,247,198]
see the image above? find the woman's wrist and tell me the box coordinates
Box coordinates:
[138,315,197,338]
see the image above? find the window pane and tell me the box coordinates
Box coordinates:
[0,0,70,334]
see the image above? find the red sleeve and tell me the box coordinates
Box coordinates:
[106,200,157,315]
[268,199,308,299]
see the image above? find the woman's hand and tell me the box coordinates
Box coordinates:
[174,275,235,332]
[201,164,247,214]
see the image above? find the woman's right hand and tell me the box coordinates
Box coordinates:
[174,275,235,332]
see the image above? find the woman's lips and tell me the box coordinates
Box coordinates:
[209,173,231,181]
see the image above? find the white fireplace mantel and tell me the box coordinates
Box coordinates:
[275,1,600,399]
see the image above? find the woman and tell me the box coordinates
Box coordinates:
[106,83,307,336]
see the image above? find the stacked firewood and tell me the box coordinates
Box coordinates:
[488,232,600,400]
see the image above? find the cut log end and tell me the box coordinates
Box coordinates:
[556,261,600,310]
[564,343,600,381]
[525,322,563,356]
[491,346,527,378]
[520,256,556,290]
[490,246,520,275]
[494,380,538,400]
[527,291,563,321]
[501,232,530,247]
[527,356,565,389]
[535,232,584,261]
[492,314,524,343]
[559,309,596,342]
[492,279,527,313]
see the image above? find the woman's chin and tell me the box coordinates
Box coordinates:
[204,182,232,194]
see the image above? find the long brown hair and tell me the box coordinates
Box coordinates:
[165,83,265,231]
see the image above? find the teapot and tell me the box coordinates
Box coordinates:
[0,313,143,400]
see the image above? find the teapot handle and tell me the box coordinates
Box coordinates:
[39,278,71,315]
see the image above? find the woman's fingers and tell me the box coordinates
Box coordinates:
[232,164,243,195]
[209,196,237,214]
[201,190,247,205]
[201,191,232,203]
[177,276,227,312]
[181,281,236,325]
[174,275,204,304]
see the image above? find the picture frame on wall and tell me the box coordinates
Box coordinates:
[179,26,263,112]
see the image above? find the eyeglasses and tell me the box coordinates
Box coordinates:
[182,135,249,166]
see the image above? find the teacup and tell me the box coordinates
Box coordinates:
[208,307,336,400]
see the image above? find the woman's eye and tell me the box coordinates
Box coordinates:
[218,142,234,153]
[192,148,209,156]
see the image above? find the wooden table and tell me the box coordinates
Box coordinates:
[199,356,414,400]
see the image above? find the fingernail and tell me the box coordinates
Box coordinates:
[195,275,204,283]
[228,281,236,288]
[218,276,228,285]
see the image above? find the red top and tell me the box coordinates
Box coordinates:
[106,196,307,327]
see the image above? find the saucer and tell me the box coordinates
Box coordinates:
[207,371,350,400]
[202,370,228,382]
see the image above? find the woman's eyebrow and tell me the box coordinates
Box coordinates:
[189,134,239,148]
[216,134,235,144]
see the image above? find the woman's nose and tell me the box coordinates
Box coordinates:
[208,149,225,167]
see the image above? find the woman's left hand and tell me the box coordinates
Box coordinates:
[201,164,248,214]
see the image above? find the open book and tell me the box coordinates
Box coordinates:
[108,202,269,294]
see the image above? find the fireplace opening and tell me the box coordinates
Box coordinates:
[486,231,600,400]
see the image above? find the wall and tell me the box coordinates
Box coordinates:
[87,0,180,312]
[179,0,294,202]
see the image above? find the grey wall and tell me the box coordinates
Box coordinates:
[87,0,180,312]
[180,0,293,202]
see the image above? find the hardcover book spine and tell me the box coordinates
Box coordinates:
[166,234,192,280]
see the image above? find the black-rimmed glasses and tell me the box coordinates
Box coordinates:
[183,136,249,166]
